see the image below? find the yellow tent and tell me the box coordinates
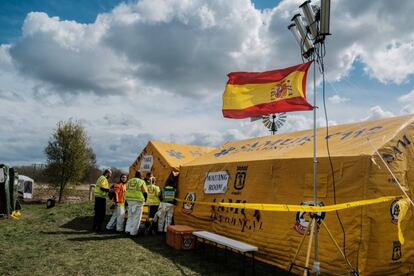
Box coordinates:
[129,140,214,188]
[174,114,414,275]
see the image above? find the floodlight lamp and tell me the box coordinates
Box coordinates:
[291,14,314,53]
[288,23,313,58]
[320,0,331,36]
[288,23,303,49]
[300,0,318,40]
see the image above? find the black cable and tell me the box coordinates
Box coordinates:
[319,50,357,274]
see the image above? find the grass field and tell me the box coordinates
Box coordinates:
[0,202,287,275]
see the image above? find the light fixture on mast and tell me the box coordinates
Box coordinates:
[289,14,314,58]
[300,0,318,40]
[320,0,331,36]
[288,0,330,58]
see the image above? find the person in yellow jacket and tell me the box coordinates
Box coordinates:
[106,174,127,232]
[153,181,177,233]
[146,176,161,233]
[125,171,148,236]
[93,168,112,232]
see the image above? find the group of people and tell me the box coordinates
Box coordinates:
[92,169,176,236]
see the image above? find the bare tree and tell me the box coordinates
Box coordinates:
[44,120,94,202]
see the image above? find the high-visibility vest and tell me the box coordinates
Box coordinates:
[113,183,126,205]
[147,184,161,205]
[125,178,146,203]
[162,186,176,203]
[95,175,109,198]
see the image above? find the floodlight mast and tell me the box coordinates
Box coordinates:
[287,1,330,275]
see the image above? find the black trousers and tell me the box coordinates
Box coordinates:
[93,197,106,231]
[149,205,159,218]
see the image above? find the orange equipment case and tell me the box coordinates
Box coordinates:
[166,225,197,250]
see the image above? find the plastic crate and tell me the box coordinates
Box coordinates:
[166,225,197,250]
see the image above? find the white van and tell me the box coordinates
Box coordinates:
[18,175,34,199]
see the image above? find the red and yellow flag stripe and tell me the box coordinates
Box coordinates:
[222,61,313,119]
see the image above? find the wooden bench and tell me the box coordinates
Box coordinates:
[193,231,258,274]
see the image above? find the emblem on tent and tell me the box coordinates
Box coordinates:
[214,147,236,157]
[390,200,400,225]
[294,201,325,235]
[392,241,402,261]
[167,150,185,159]
[234,166,248,191]
[182,192,196,214]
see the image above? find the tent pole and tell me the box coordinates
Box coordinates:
[288,216,314,273]
[313,57,319,276]
[304,218,316,276]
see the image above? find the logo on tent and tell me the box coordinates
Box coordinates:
[390,200,400,225]
[182,192,196,214]
[214,147,236,157]
[233,166,248,191]
[167,150,185,159]
[293,201,325,235]
[189,150,203,157]
[392,241,402,261]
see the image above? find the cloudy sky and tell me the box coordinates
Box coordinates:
[1,0,413,169]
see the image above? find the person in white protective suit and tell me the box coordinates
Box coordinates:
[153,184,176,233]
[125,171,148,236]
[106,174,127,232]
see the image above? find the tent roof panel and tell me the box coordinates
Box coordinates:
[148,140,214,169]
[185,114,414,166]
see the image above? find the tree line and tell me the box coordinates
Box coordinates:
[16,119,127,203]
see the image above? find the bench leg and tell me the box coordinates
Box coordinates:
[242,252,246,276]
[252,252,255,275]
[201,238,206,258]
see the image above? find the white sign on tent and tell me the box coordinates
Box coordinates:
[140,155,153,171]
[204,171,229,194]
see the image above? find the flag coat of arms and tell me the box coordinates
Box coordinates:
[222,61,313,119]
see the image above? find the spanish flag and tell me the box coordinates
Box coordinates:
[222,61,313,119]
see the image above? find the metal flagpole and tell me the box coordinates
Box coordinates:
[313,57,319,276]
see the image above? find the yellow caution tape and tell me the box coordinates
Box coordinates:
[397,197,410,245]
[176,196,400,213]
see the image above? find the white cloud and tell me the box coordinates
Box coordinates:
[363,42,414,84]
[398,90,414,113]
[279,113,313,133]
[399,90,414,103]
[363,106,394,121]
[1,0,414,168]
[320,1,414,84]
[7,0,414,94]
[328,95,349,104]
